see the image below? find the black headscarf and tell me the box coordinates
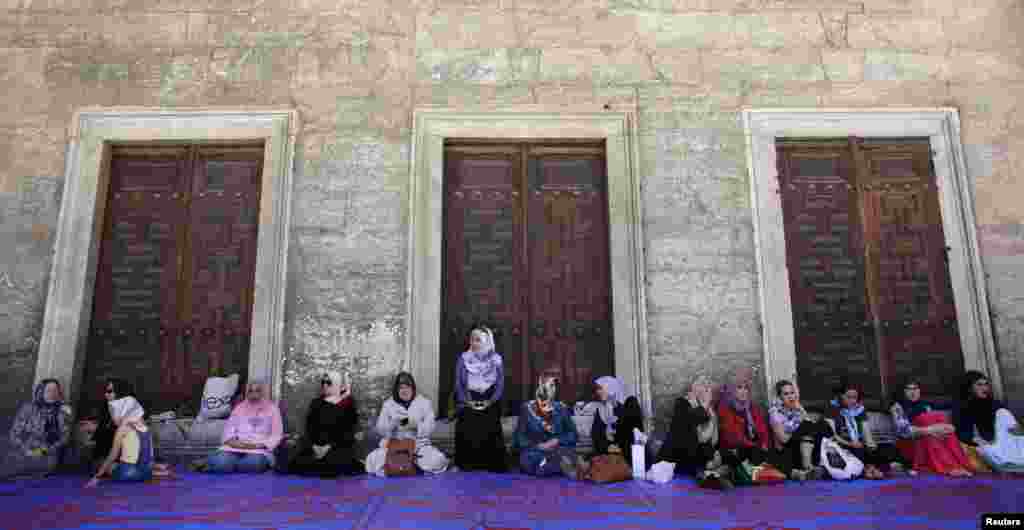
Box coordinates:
[392,372,417,409]
[960,370,997,442]
[33,379,63,445]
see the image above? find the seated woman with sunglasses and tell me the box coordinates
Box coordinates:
[204,379,283,474]
[287,371,364,477]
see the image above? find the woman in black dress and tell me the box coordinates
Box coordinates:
[288,371,363,477]
[454,327,507,472]
[655,375,733,488]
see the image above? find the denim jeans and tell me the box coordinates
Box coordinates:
[207,450,271,473]
[111,462,152,482]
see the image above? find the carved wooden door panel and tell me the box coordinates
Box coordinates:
[777,140,880,408]
[777,138,964,408]
[441,141,612,415]
[85,144,262,409]
[183,146,263,403]
[856,139,964,402]
[526,145,612,406]
[441,145,526,416]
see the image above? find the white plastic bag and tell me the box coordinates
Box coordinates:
[198,373,239,420]
[648,461,675,484]
[632,428,648,480]
[820,437,863,480]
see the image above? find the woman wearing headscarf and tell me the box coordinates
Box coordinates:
[365,372,449,476]
[3,379,72,479]
[287,370,363,477]
[767,380,830,481]
[85,396,153,487]
[655,375,733,489]
[205,378,283,473]
[889,377,971,477]
[828,380,908,479]
[513,375,580,478]
[454,327,507,472]
[954,371,1024,473]
[717,375,772,469]
[590,376,644,465]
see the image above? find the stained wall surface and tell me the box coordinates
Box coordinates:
[1,0,1022,434]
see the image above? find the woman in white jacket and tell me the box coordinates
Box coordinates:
[365,372,449,476]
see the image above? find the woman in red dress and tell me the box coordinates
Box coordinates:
[889,379,972,477]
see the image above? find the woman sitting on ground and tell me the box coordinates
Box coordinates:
[287,371,363,477]
[91,378,135,471]
[513,375,579,478]
[828,381,909,479]
[655,375,733,489]
[454,327,507,473]
[85,396,158,487]
[3,379,72,479]
[717,374,772,470]
[365,372,449,477]
[205,379,283,474]
[889,378,972,477]
[590,376,644,465]
[767,380,830,481]
[954,371,1024,473]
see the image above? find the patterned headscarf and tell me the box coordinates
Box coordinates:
[33,379,64,445]
[462,327,501,392]
[721,381,756,442]
[595,376,627,440]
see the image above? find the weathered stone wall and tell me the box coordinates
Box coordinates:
[0,0,1022,434]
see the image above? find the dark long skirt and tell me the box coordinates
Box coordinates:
[455,402,506,472]
[770,420,832,475]
[847,443,908,470]
[722,445,770,468]
[288,445,363,478]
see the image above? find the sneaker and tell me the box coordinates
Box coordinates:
[790,469,809,482]
[559,454,578,480]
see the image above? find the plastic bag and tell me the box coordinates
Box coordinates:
[632,428,648,480]
[820,437,863,480]
[648,460,676,484]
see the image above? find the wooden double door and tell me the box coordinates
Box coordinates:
[83,143,263,410]
[777,138,964,408]
[440,140,614,416]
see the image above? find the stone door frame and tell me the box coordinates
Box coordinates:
[35,107,299,401]
[406,108,652,416]
[742,108,1002,399]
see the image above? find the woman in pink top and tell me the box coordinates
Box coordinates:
[206,379,283,473]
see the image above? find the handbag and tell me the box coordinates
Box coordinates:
[384,439,418,477]
[820,437,863,480]
[586,453,633,483]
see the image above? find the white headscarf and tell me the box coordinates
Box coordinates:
[462,328,501,393]
[595,376,628,439]
[109,396,145,424]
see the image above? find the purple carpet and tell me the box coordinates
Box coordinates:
[0,470,1020,530]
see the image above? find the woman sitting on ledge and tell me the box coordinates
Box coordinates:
[717,374,772,470]
[590,376,644,465]
[513,376,579,478]
[768,380,830,481]
[365,372,449,477]
[287,371,363,477]
[3,379,72,480]
[828,381,909,479]
[954,371,1024,474]
[655,375,733,489]
[890,378,971,477]
[205,379,283,474]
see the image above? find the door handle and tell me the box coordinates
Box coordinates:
[532,322,546,337]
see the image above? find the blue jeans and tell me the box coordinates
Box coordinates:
[111,462,152,482]
[207,450,270,473]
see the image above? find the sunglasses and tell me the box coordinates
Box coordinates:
[321,379,334,386]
